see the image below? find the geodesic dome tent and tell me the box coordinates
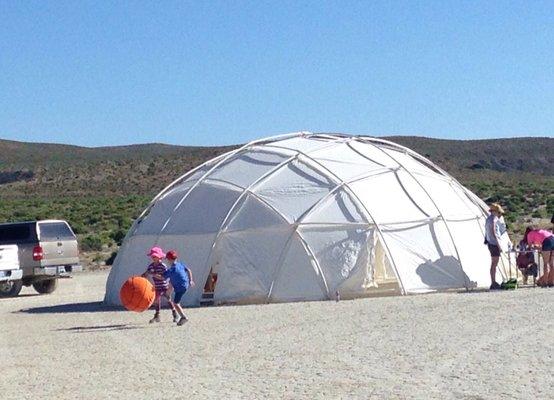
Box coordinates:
[105,132,512,306]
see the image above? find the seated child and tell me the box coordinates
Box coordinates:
[516,235,538,285]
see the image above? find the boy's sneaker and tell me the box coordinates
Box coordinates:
[149,313,161,323]
[172,310,179,323]
[489,282,501,290]
[177,317,188,326]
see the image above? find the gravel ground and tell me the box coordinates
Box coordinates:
[1,271,553,400]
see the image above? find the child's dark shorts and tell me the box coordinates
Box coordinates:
[487,244,500,257]
[173,290,187,303]
[542,236,554,251]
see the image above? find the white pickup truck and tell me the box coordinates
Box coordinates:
[0,244,23,296]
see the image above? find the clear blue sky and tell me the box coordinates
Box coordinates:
[1,1,553,147]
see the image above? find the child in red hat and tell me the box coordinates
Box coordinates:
[163,250,194,326]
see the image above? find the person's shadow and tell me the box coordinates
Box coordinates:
[15,302,146,333]
[416,255,477,289]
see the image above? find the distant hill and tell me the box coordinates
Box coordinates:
[0,136,552,198]
[0,138,235,197]
[385,136,553,176]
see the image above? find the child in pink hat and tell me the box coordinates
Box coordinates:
[142,246,178,323]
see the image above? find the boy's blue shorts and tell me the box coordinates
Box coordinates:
[173,290,187,303]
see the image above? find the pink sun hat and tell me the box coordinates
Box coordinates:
[147,246,165,259]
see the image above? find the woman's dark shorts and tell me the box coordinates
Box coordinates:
[487,244,500,257]
[542,236,554,251]
[173,290,187,304]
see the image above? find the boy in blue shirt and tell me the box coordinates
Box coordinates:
[163,250,194,326]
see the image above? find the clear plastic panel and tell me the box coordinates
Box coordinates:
[213,226,294,304]
[301,188,367,224]
[161,181,243,234]
[300,226,374,295]
[380,220,466,292]
[227,194,288,232]
[349,171,430,224]
[254,159,336,222]
[208,150,292,188]
[270,234,326,302]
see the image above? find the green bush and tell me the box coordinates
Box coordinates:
[547,198,554,215]
[531,210,543,218]
[80,235,103,252]
[109,229,127,246]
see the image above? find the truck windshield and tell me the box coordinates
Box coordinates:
[0,224,34,244]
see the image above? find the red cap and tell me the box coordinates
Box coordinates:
[166,250,178,260]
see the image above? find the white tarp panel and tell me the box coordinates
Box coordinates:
[300,226,374,295]
[227,194,287,232]
[270,234,326,302]
[447,218,497,287]
[350,172,431,224]
[160,182,242,234]
[394,170,440,218]
[254,159,336,222]
[310,142,387,181]
[208,150,291,189]
[381,148,439,177]
[133,181,195,235]
[415,175,479,219]
[265,136,335,155]
[381,220,466,292]
[348,140,400,169]
[302,188,367,224]
[213,227,293,304]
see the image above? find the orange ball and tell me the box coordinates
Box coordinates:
[120,276,156,312]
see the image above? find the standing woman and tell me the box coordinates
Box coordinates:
[525,227,554,287]
[485,203,510,290]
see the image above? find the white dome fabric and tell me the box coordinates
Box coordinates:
[104,132,512,306]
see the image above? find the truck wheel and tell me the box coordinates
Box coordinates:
[32,279,58,294]
[0,280,23,297]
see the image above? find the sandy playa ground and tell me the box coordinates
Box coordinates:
[1,271,553,400]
